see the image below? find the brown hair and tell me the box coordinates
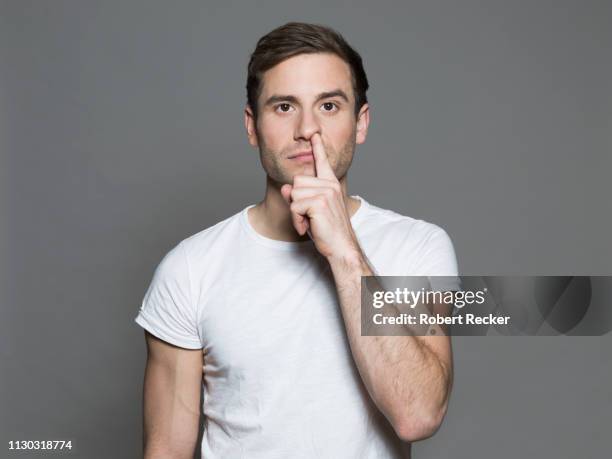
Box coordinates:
[246,22,369,121]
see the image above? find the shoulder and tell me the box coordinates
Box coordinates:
[177,206,246,257]
[360,199,453,246]
[358,198,458,276]
[153,206,246,276]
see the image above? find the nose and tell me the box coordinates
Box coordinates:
[294,108,321,141]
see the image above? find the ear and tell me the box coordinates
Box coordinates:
[244,105,259,148]
[355,103,370,145]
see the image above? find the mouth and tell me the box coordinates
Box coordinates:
[288,150,314,161]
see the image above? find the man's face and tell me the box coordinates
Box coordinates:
[245,52,369,185]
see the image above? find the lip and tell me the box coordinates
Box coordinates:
[288,150,314,159]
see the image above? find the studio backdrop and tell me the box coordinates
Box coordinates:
[2,1,611,458]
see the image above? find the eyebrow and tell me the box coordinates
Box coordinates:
[263,89,350,107]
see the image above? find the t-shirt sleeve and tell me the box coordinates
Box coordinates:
[134,241,203,349]
[416,225,461,293]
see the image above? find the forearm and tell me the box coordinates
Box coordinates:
[327,249,452,441]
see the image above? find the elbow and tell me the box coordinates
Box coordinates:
[392,406,447,442]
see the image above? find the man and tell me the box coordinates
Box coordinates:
[135,22,459,458]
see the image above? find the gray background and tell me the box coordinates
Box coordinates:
[2,0,611,457]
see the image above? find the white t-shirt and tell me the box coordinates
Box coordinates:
[134,195,459,459]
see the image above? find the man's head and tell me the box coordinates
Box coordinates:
[244,22,370,185]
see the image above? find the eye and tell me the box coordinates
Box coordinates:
[321,102,339,112]
[275,103,294,113]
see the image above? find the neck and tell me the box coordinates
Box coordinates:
[248,175,360,242]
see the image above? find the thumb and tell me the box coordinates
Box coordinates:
[280,184,293,205]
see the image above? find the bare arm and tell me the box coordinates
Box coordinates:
[281,132,454,443]
[328,251,453,443]
[142,330,203,459]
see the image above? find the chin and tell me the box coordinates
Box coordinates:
[285,165,316,180]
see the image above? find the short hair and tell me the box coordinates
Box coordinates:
[246,22,369,122]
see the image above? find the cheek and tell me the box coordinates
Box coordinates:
[326,121,355,149]
[258,118,290,148]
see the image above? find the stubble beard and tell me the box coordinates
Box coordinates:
[256,127,357,188]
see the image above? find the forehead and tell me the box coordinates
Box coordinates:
[259,52,353,100]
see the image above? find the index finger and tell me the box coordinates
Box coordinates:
[311,133,336,180]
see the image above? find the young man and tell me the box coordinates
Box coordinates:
[135,22,459,459]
